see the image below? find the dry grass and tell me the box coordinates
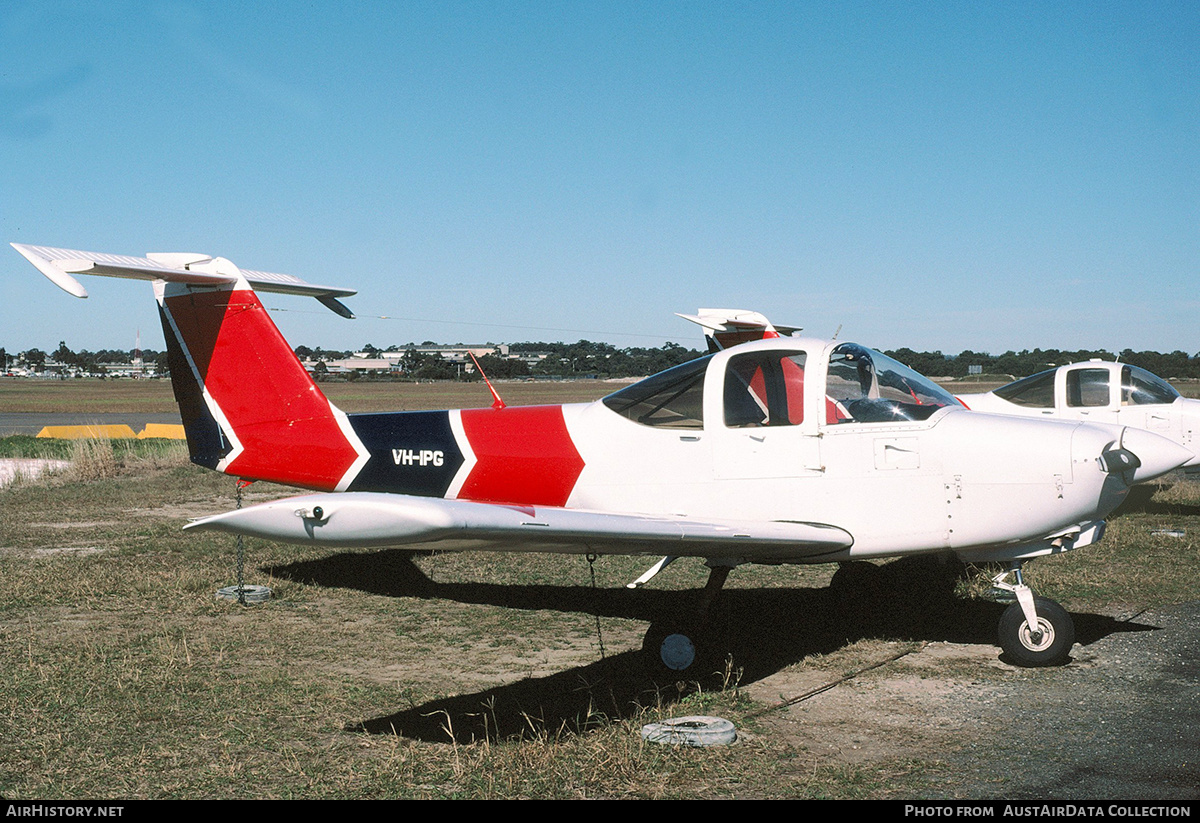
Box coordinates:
[60,436,189,483]
[0,377,616,415]
[0,448,901,799]
[9,375,1193,415]
[1,430,1196,799]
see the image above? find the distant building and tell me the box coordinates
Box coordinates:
[303,358,400,375]
[303,344,513,376]
[351,344,509,365]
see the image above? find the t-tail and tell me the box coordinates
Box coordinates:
[676,308,802,352]
[11,243,369,490]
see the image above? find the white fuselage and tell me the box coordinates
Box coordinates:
[557,339,1166,564]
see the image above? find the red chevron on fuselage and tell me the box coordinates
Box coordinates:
[457,405,585,506]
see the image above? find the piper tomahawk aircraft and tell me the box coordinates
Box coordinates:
[12,243,1194,672]
[957,362,1200,476]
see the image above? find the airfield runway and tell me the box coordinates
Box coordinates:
[0,412,183,437]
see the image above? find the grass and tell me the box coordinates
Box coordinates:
[1,423,1198,798]
[0,442,850,798]
[0,376,617,415]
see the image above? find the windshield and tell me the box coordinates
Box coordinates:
[1123,365,1180,406]
[825,343,961,423]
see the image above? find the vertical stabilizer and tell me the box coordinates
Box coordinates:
[155,270,369,490]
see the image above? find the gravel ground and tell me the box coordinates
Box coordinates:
[935,600,1200,800]
[745,600,1200,800]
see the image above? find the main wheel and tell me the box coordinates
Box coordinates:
[643,623,701,677]
[998,596,1075,667]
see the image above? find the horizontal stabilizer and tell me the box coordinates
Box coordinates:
[11,243,356,316]
[185,492,855,561]
[677,308,801,351]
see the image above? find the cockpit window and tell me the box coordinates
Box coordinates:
[602,355,711,428]
[824,343,960,424]
[1122,365,1180,406]
[1066,368,1110,408]
[724,351,807,427]
[994,369,1055,408]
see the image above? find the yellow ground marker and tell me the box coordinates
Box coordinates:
[35,424,186,440]
[137,424,186,440]
[36,424,138,439]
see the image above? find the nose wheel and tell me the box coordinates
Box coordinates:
[993,566,1075,667]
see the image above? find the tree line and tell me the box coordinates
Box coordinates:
[6,340,1200,382]
[885,347,1200,380]
[1,343,168,375]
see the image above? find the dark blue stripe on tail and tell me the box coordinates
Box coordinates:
[157,305,230,470]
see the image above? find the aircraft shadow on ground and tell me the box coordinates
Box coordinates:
[1112,480,1200,518]
[265,553,1160,743]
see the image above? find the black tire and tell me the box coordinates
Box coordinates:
[998,597,1075,667]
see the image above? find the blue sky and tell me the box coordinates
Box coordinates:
[2,1,1196,357]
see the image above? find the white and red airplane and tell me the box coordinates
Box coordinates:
[956,361,1200,476]
[11,243,1194,672]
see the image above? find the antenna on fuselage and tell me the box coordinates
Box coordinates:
[469,352,506,410]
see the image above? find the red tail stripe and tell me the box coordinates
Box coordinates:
[164,288,360,490]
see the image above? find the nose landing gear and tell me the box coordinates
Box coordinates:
[993,564,1075,667]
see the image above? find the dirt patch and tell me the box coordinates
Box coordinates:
[743,641,997,765]
[741,604,1200,799]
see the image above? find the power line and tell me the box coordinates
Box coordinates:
[264,306,686,343]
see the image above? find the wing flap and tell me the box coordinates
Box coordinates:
[185,491,853,561]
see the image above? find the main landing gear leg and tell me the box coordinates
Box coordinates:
[643,562,734,677]
[992,563,1075,667]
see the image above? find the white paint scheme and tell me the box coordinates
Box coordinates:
[11,242,357,316]
[187,492,856,558]
[562,338,1187,563]
[677,308,800,338]
[958,360,1200,474]
[194,337,1191,568]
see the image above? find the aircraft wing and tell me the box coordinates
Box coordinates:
[11,243,357,317]
[185,491,854,562]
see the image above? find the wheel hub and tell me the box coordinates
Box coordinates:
[660,633,696,671]
[1019,618,1055,652]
